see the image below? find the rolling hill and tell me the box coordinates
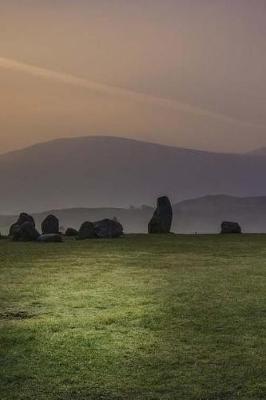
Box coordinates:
[0,136,266,214]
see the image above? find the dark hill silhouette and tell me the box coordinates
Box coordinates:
[0,136,266,214]
[1,195,266,234]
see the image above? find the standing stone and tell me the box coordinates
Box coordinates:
[9,223,21,238]
[148,196,173,234]
[94,219,123,238]
[12,221,40,242]
[41,215,59,234]
[221,221,242,234]
[78,221,96,240]
[9,212,38,241]
[17,212,35,226]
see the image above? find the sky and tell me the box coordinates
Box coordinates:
[0,0,266,154]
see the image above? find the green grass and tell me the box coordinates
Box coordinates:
[0,234,265,400]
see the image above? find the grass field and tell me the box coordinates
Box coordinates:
[0,234,265,400]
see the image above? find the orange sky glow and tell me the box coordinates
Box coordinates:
[0,0,266,153]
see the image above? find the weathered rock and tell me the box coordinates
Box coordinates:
[94,218,123,238]
[65,227,78,237]
[9,223,21,238]
[78,221,96,240]
[9,213,36,239]
[221,221,242,234]
[12,221,40,242]
[17,212,35,226]
[37,234,63,243]
[41,215,59,234]
[148,196,173,234]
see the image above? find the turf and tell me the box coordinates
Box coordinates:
[0,234,265,400]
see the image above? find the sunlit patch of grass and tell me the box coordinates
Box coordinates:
[0,234,266,399]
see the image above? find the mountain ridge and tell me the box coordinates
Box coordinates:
[0,135,249,158]
[1,136,266,214]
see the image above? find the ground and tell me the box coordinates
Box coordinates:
[0,234,265,400]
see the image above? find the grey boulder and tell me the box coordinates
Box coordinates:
[9,212,36,237]
[17,212,35,226]
[12,221,40,242]
[9,223,22,238]
[94,219,123,238]
[78,221,96,240]
[221,221,242,234]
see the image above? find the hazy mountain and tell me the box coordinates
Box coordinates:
[247,147,266,156]
[173,195,266,233]
[1,195,266,235]
[1,136,266,214]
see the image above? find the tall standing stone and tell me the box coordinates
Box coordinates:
[41,215,59,234]
[148,196,173,234]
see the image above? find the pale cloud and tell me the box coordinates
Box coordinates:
[1,56,264,131]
